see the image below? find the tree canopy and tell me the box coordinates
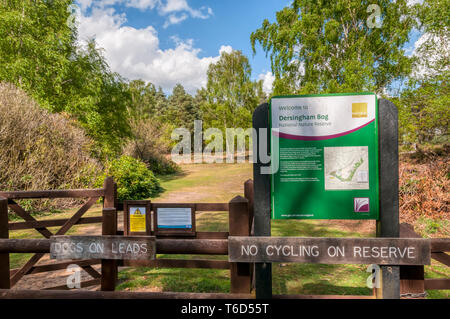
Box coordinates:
[251,0,415,95]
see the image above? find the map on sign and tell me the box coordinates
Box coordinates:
[324,146,369,190]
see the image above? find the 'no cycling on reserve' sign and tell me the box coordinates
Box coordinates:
[270,93,379,220]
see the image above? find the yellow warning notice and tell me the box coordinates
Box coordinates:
[130,207,146,232]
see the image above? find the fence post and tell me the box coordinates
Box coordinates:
[0,197,10,289]
[101,176,117,291]
[399,223,425,298]
[244,179,254,234]
[244,179,255,290]
[229,195,251,294]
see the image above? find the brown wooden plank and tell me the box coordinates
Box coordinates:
[195,203,229,211]
[430,239,450,252]
[424,278,450,290]
[400,265,425,296]
[55,197,99,235]
[50,235,156,260]
[156,239,228,255]
[229,196,251,294]
[8,216,103,231]
[81,265,101,279]
[0,239,50,253]
[196,232,228,239]
[0,189,104,199]
[431,252,450,267]
[399,223,421,238]
[0,198,9,289]
[154,232,228,240]
[10,253,46,287]
[399,223,425,297]
[229,236,431,265]
[0,289,252,299]
[101,197,117,291]
[8,200,54,238]
[43,278,101,290]
[124,259,230,269]
[10,260,101,276]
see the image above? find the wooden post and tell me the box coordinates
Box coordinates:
[400,223,425,298]
[244,179,254,235]
[101,207,117,291]
[101,176,117,291]
[0,198,10,289]
[229,196,251,294]
[244,179,255,290]
[252,103,272,299]
[376,99,400,299]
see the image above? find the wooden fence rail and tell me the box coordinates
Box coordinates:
[400,223,450,298]
[0,238,229,255]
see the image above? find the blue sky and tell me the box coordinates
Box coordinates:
[75,0,290,94]
[75,0,423,95]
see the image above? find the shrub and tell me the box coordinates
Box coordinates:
[96,156,162,200]
[122,119,179,175]
[0,83,102,211]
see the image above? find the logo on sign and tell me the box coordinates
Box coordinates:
[352,103,368,118]
[354,198,370,212]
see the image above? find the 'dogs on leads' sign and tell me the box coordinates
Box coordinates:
[228,237,431,266]
[50,235,156,260]
[270,93,379,220]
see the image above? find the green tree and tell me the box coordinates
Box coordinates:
[164,84,200,132]
[126,79,159,120]
[395,0,449,146]
[0,1,132,159]
[0,0,75,109]
[201,50,262,130]
[251,0,415,94]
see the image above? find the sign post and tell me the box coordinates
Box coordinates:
[252,96,401,299]
[376,98,400,299]
[252,103,272,299]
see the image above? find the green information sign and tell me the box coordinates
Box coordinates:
[270,93,379,220]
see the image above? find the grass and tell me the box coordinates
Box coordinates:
[7,162,449,298]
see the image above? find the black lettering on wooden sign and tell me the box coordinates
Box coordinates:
[228,237,430,265]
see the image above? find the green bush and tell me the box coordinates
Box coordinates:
[97,156,162,200]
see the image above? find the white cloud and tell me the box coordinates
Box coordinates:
[77,7,225,94]
[219,45,233,55]
[76,0,212,27]
[258,71,275,94]
[163,13,188,28]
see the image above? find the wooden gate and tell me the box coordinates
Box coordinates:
[0,177,116,290]
[0,178,254,296]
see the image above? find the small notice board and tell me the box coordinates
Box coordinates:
[153,204,196,236]
[123,200,151,235]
